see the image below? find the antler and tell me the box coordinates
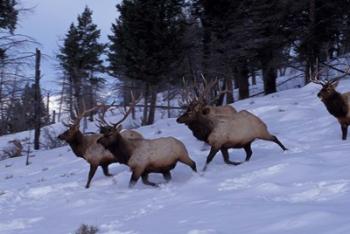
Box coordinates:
[311,66,350,86]
[97,92,137,131]
[96,101,116,128]
[70,105,106,128]
[181,77,198,107]
[110,92,136,129]
[200,78,218,103]
[181,76,222,107]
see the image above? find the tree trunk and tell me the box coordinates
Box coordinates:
[234,76,239,89]
[236,62,249,100]
[250,66,257,85]
[72,67,83,116]
[68,75,75,120]
[167,87,171,118]
[262,59,277,95]
[0,64,4,134]
[226,78,234,104]
[304,0,318,84]
[46,92,50,124]
[202,18,212,78]
[34,49,41,150]
[216,80,226,106]
[147,85,157,125]
[142,83,150,125]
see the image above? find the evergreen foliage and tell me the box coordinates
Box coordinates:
[57,6,105,117]
[108,0,187,124]
[0,0,18,33]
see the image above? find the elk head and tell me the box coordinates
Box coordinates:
[97,94,136,148]
[313,79,340,102]
[58,106,101,142]
[177,78,220,124]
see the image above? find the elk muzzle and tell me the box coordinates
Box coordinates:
[176,114,188,124]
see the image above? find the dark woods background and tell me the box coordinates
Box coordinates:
[2,0,350,136]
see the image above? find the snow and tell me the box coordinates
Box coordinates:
[1,80,350,234]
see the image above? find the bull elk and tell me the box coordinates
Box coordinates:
[57,104,142,188]
[96,101,197,188]
[177,79,287,171]
[313,78,350,140]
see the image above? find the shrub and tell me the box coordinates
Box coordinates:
[75,224,99,234]
[42,127,66,149]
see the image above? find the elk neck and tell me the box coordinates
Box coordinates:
[105,135,131,165]
[323,92,348,118]
[66,131,86,158]
[187,114,214,143]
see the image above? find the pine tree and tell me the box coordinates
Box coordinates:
[288,0,350,82]
[193,0,256,99]
[57,6,105,117]
[0,0,18,60]
[246,0,292,94]
[0,0,18,33]
[108,0,186,124]
[4,83,47,134]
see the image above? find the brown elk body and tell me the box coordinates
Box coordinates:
[315,80,350,140]
[96,99,197,187]
[177,105,287,170]
[97,133,197,187]
[58,106,143,188]
[177,79,286,171]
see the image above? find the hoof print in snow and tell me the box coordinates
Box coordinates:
[5,174,13,180]
[37,178,45,183]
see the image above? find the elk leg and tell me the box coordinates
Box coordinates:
[221,148,241,165]
[86,164,98,188]
[179,157,197,172]
[162,171,172,182]
[244,143,253,161]
[101,164,113,177]
[189,160,197,172]
[341,125,348,140]
[271,135,288,151]
[129,170,141,188]
[141,172,159,187]
[202,147,219,171]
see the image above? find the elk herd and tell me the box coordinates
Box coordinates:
[57,78,350,189]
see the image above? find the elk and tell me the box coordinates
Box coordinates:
[57,105,142,188]
[178,79,237,142]
[313,79,350,140]
[96,103,197,188]
[177,79,287,171]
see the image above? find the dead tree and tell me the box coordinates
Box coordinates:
[33,48,41,150]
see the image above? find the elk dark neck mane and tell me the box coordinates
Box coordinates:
[323,92,348,118]
[186,115,214,143]
[66,131,86,157]
[105,136,131,165]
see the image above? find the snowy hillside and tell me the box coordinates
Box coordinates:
[1,81,350,234]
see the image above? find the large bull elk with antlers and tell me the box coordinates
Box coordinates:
[96,101,197,188]
[57,104,142,188]
[313,78,350,140]
[177,79,287,171]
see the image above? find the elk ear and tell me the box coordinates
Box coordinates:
[202,107,210,115]
[332,80,339,88]
[73,124,79,131]
[116,124,123,132]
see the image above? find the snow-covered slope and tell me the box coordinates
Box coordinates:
[1,81,350,234]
